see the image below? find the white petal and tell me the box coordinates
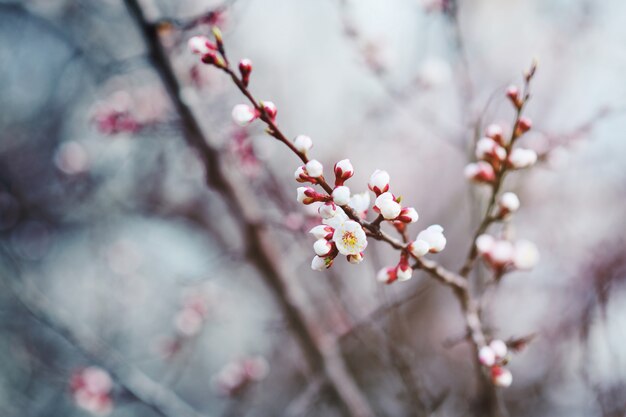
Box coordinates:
[332,186,351,206]
[305,160,323,178]
[294,135,313,153]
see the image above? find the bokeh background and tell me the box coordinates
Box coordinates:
[1,0,625,416]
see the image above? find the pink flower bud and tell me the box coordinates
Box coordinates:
[334,159,354,186]
[293,135,313,154]
[491,366,513,387]
[188,36,216,55]
[332,186,351,206]
[497,192,520,217]
[485,124,504,144]
[311,255,332,271]
[506,85,521,108]
[313,239,333,256]
[476,138,506,161]
[517,116,532,133]
[296,187,326,205]
[508,148,537,169]
[479,346,496,366]
[238,58,252,87]
[232,104,259,126]
[464,161,496,183]
[513,239,539,270]
[305,159,323,178]
[397,207,419,223]
[374,192,401,220]
[368,169,390,195]
[294,166,308,183]
[377,267,397,284]
[261,101,277,120]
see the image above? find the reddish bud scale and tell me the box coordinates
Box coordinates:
[334,164,354,187]
[384,267,398,285]
[368,184,389,196]
[392,220,406,233]
[299,188,330,205]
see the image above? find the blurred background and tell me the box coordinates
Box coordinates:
[1,0,625,416]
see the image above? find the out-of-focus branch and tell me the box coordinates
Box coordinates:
[3,271,209,417]
[122,1,375,416]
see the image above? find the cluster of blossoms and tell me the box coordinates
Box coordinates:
[70,367,114,415]
[213,356,269,397]
[476,233,539,273]
[464,86,537,185]
[188,32,541,390]
[189,31,448,284]
[478,339,513,387]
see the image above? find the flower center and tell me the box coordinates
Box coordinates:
[342,231,358,249]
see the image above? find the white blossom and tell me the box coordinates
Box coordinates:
[348,192,370,216]
[332,220,367,256]
[318,203,338,219]
[509,148,537,169]
[514,239,540,270]
[374,192,401,220]
[491,240,515,265]
[417,225,446,253]
[476,234,495,254]
[490,339,508,359]
[499,192,520,213]
[323,209,349,229]
[332,186,351,206]
[368,169,390,194]
[305,159,323,178]
[479,346,496,367]
[294,135,313,154]
[397,265,413,281]
[231,104,257,126]
[464,161,495,182]
[409,239,430,257]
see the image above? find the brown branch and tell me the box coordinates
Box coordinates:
[122,1,375,416]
